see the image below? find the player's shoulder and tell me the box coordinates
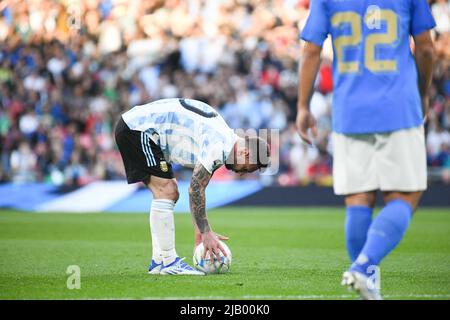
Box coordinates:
[309,0,329,10]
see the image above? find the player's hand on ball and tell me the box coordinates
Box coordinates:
[201,231,228,260]
[296,108,318,145]
[195,231,229,247]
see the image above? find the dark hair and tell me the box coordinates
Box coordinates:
[246,136,270,169]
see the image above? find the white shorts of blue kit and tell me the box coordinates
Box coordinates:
[332,126,427,195]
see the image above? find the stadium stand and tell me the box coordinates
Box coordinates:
[0,0,449,188]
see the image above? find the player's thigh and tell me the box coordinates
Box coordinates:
[332,132,378,195]
[147,176,179,201]
[377,126,427,193]
[383,191,423,212]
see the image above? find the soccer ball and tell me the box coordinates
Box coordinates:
[193,241,232,274]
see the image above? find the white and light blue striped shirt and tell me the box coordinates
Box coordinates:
[122,99,238,173]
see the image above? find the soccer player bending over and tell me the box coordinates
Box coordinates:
[297,0,435,299]
[115,98,270,275]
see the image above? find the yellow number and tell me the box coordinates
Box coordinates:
[331,12,362,73]
[331,9,398,74]
[365,10,398,72]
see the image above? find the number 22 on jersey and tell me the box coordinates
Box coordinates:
[331,8,398,74]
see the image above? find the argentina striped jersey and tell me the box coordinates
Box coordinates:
[121,98,239,173]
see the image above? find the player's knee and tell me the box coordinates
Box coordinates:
[345,192,376,208]
[148,178,179,202]
[383,191,422,212]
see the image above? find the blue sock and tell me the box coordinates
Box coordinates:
[351,199,413,276]
[345,206,373,262]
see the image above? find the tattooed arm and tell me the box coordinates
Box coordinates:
[189,162,212,234]
[189,162,228,259]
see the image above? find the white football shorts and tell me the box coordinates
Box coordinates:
[332,125,427,195]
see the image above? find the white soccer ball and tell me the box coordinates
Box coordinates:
[193,241,232,274]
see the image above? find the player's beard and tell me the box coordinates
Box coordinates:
[225,162,233,170]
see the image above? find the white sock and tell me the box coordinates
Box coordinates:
[150,199,177,265]
[149,216,162,264]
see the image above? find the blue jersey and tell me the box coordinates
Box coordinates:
[301,0,436,134]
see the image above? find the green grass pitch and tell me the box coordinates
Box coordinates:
[0,207,449,300]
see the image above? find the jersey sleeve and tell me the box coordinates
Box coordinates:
[410,0,436,36]
[198,141,225,174]
[300,0,329,47]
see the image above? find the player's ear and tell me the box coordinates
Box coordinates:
[244,148,250,160]
[236,147,248,157]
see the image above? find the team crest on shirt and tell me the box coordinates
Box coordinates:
[160,161,169,172]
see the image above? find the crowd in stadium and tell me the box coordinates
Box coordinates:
[0,0,449,186]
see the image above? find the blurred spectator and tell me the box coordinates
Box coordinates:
[10,141,36,183]
[432,0,450,34]
[0,0,449,186]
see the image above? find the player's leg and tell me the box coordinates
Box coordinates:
[141,135,203,275]
[332,133,378,263]
[345,126,426,298]
[146,176,179,269]
[146,175,203,275]
[114,122,200,274]
[332,132,384,299]
[350,191,422,275]
[344,192,376,262]
[383,191,422,212]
